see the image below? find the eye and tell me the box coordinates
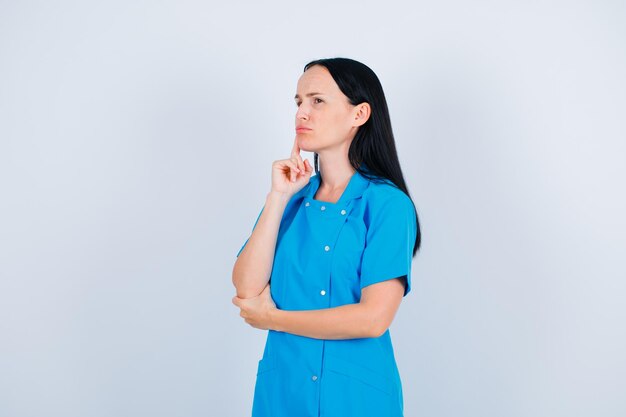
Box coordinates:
[295,98,323,106]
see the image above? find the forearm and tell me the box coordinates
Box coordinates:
[232,190,290,299]
[269,302,379,340]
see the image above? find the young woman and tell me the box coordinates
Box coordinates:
[232,57,421,417]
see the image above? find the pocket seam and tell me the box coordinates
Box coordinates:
[256,354,277,376]
[323,354,392,395]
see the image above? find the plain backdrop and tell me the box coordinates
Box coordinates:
[1,1,625,416]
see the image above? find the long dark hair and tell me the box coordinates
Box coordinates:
[303,57,421,255]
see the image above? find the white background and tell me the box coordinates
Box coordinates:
[1,1,624,416]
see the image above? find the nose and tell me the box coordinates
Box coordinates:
[296,106,309,120]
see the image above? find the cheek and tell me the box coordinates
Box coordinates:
[331,113,353,133]
[319,114,345,132]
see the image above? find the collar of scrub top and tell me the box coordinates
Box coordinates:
[304,166,371,206]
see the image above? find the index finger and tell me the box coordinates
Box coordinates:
[291,136,305,171]
[290,136,301,159]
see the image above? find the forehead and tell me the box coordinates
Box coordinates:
[296,65,338,94]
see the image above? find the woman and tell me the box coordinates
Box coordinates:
[231,57,421,417]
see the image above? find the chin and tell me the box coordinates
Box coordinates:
[296,137,316,153]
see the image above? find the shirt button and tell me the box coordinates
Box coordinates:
[311,375,318,381]
[340,209,346,215]
[324,245,330,252]
[320,205,326,211]
[320,290,326,296]
[305,202,310,207]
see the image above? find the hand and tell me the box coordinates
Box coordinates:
[271,136,313,197]
[232,283,278,331]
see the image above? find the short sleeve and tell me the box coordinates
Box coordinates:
[236,204,265,258]
[360,194,417,297]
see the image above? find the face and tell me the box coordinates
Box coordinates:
[294,65,369,153]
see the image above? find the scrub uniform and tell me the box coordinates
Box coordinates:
[236,168,418,417]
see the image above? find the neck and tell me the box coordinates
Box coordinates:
[318,154,356,190]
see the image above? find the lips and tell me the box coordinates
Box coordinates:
[296,127,312,132]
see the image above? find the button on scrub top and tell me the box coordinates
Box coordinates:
[236,168,418,417]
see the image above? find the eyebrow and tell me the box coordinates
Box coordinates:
[294,92,324,99]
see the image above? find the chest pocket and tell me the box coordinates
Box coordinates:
[330,202,367,288]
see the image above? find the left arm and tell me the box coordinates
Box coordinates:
[233,277,406,340]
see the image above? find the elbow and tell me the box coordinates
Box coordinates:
[231,264,241,290]
[367,323,388,338]
[235,287,263,299]
[363,307,389,338]
[231,273,264,300]
[231,279,255,299]
[231,265,247,297]
[231,264,267,299]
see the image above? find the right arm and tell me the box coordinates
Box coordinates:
[231,190,290,299]
[232,137,313,299]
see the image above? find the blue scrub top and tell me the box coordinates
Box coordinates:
[236,168,418,417]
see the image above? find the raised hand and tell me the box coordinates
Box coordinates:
[270,136,313,197]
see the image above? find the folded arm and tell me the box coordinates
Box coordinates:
[270,277,406,339]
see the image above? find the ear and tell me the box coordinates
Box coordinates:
[353,102,371,127]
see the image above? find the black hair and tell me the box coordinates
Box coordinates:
[303,57,421,255]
